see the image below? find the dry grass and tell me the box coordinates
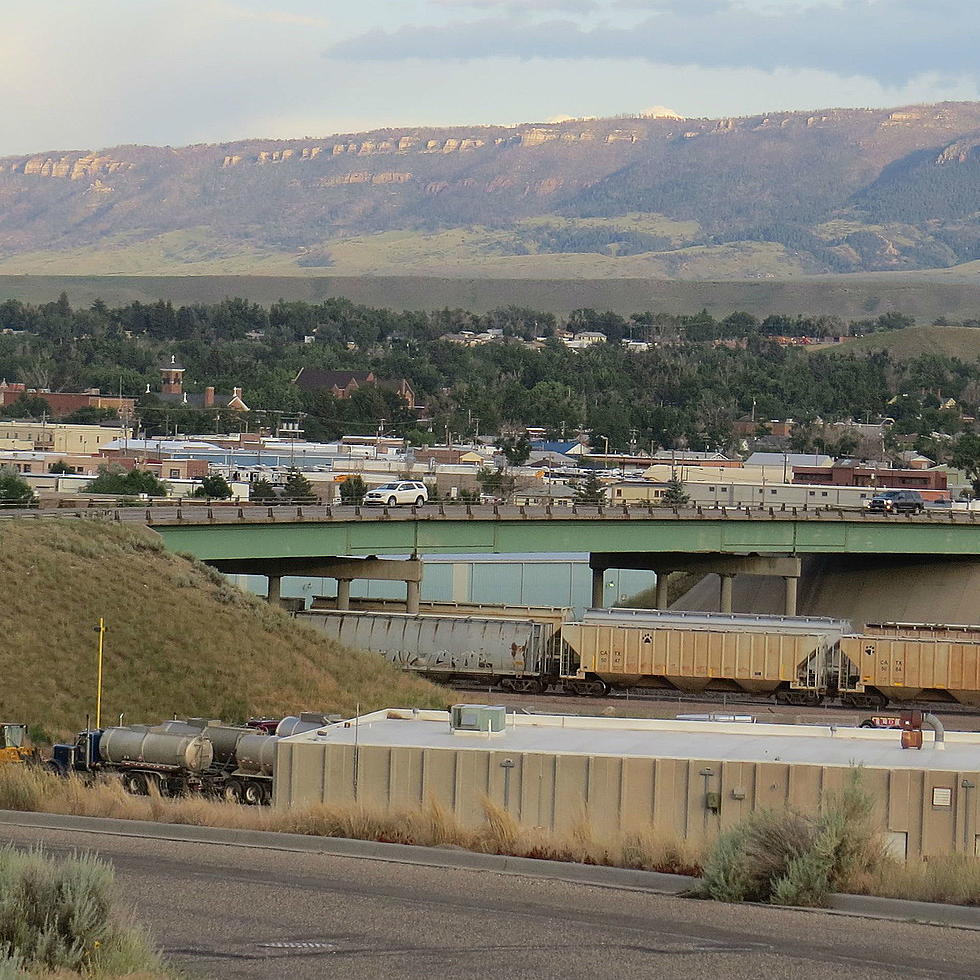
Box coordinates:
[0,520,448,735]
[0,765,701,877]
[5,766,980,906]
[850,855,980,906]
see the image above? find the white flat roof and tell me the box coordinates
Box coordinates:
[286,709,978,772]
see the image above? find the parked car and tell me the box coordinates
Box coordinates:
[866,490,924,514]
[363,481,428,507]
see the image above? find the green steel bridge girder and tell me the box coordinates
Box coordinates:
[151,515,980,563]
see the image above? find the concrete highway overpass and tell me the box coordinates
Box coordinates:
[129,503,980,616]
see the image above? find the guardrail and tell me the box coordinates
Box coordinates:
[1,500,979,526]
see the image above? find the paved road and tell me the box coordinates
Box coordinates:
[2,824,977,980]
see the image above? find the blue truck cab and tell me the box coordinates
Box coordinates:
[50,730,102,775]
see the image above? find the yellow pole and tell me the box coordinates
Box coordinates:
[95,618,105,729]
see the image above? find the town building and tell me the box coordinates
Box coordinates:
[275,708,978,859]
[0,421,131,455]
[0,381,135,419]
[792,461,948,491]
[152,356,249,411]
[293,368,417,410]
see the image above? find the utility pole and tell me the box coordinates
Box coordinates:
[94,618,106,729]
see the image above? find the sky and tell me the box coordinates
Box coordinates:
[2,0,980,155]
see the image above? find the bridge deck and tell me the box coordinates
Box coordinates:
[6,503,979,561]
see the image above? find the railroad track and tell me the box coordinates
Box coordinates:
[447,681,980,718]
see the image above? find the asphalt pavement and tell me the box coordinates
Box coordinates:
[2,824,978,980]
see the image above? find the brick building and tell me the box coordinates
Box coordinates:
[792,462,948,491]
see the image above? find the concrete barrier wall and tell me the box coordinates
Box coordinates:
[275,739,980,859]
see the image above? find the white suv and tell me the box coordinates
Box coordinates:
[363,481,428,507]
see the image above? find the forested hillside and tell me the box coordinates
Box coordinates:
[5,103,980,277]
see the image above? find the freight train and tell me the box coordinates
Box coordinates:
[49,713,331,802]
[299,607,980,709]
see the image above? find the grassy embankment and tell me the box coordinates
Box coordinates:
[2,765,979,908]
[829,324,980,360]
[0,519,448,736]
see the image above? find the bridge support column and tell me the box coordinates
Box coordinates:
[783,576,799,617]
[266,575,282,605]
[655,572,670,610]
[591,566,606,609]
[406,579,421,614]
[336,578,352,611]
[719,573,734,614]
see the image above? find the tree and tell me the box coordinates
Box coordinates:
[0,394,52,419]
[47,460,73,474]
[476,466,516,501]
[662,477,691,508]
[339,474,367,504]
[497,431,532,467]
[283,469,316,503]
[193,474,233,499]
[572,472,606,504]
[249,478,277,502]
[62,406,119,425]
[0,467,35,506]
[952,432,980,494]
[84,465,168,497]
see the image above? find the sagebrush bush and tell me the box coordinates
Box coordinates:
[701,771,886,907]
[0,845,167,977]
[0,950,27,980]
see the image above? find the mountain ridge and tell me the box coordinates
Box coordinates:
[4,101,980,279]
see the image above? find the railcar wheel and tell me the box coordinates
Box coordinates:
[569,679,609,697]
[511,677,544,695]
[841,691,888,709]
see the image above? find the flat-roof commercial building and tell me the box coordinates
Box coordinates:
[276,709,980,860]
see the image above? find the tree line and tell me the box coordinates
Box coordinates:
[1,294,979,462]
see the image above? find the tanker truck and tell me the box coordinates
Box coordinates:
[157,720,277,804]
[50,726,214,797]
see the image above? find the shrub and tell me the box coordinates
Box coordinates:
[701,771,885,907]
[0,845,166,976]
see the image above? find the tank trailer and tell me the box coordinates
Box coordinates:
[50,713,332,803]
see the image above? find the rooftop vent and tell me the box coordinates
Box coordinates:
[450,704,506,734]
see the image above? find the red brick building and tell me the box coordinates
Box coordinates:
[793,462,948,491]
[0,381,135,419]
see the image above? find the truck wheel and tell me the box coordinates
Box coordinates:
[243,782,264,806]
[123,772,148,795]
[223,779,244,803]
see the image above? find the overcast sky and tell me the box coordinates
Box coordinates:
[2,0,979,155]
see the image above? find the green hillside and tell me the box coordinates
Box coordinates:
[830,325,980,360]
[5,102,980,278]
[5,273,980,323]
[0,520,447,734]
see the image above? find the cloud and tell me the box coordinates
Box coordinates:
[433,0,598,10]
[327,0,980,85]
